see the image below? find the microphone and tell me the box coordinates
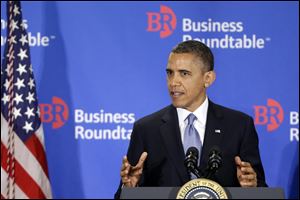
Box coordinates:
[184,147,202,178]
[204,147,222,179]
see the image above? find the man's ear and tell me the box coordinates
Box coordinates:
[204,71,216,88]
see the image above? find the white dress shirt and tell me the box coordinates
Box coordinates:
[176,96,209,147]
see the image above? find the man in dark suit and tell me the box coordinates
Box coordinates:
[115,40,267,198]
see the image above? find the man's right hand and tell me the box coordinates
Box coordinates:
[120,152,148,187]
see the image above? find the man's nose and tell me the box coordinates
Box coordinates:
[169,74,181,86]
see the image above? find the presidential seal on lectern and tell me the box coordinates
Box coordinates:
[176,178,228,199]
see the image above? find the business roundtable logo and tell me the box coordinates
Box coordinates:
[40,96,69,129]
[39,96,135,141]
[254,98,299,142]
[253,98,284,132]
[146,5,177,38]
[146,5,271,49]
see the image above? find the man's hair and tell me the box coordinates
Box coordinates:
[171,40,214,71]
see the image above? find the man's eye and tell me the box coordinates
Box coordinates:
[166,71,172,76]
[181,71,189,76]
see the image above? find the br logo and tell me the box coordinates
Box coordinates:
[146,5,177,38]
[253,98,284,132]
[39,97,69,129]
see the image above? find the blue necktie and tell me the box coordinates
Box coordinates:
[183,114,202,176]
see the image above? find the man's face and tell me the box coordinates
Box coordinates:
[167,53,208,112]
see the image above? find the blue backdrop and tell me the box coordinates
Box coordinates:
[1,1,298,199]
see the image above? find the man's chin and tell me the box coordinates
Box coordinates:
[172,102,185,108]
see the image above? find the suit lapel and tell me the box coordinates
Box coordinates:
[160,106,189,183]
[200,100,225,170]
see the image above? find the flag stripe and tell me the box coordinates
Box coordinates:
[25,131,49,178]
[1,168,29,199]
[1,116,52,199]
[1,142,46,199]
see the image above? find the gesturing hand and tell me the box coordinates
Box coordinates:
[235,156,257,187]
[120,152,148,187]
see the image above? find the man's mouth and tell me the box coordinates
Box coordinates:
[170,91,184,97]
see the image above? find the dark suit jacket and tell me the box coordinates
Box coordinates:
[115,100,267,198]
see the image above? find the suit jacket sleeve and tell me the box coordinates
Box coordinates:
[114,122,145,199]
[239,116,268,187]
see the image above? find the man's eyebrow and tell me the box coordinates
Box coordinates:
[178,69,191,73]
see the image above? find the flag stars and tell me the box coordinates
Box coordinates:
[28,78,35,89]
[4,66,9,74]
[26,92,35,104]
[13,107,22,119]
[23,121,33,134]
[13,4,20,16]
[14,78,25,90]
[8,35,17,44]
[4,79,10,91]
[16,63,27,76]
[19,34,28,46]
[3,3,43,137]
[10,19,19,31]
[24,107,35,119]
[13,93,24,106]
[17,48,28,61]
[20,21,28,30]
[1,93,10,105]
[29,65,33,73]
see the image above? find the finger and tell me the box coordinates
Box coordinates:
[121,156,128,169]
[241,166,255,174]
[122,156,129,164]
[240,161,251,167]
[131,168,143,176]
[121,156,131,170]
[121,163,131,173]
[135,152,148,168]
[236,163,242,179]
[240,180,257,187]
[235,156,242,166]
[122,177,131,185]
[120,169,130,177]
[122,176,129,182]
[121,162,128,171]
[240,174,256,181]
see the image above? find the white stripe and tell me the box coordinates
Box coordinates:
[1,114,8,146]
[1,114,52,199]
[1,167,29,199]
[36,124,46,151]
[33,125,53,199]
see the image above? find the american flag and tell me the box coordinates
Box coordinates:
[1,1,52,199]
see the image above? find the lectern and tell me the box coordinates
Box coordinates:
[120,187,285,199]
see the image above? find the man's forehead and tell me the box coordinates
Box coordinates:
[167,53,203,67]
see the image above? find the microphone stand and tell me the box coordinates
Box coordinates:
[203,157,221,179]
[188,165,202,179]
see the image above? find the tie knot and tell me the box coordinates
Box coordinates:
[186,114,197,125]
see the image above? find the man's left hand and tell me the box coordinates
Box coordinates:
[235,156,257,187]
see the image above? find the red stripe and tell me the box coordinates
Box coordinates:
[1,194,5,199]
[1,142,46,199]
[25,133,49,178]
